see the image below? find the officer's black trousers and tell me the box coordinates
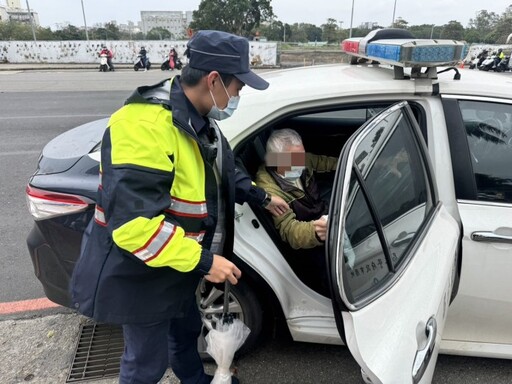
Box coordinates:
[119,302,210,384]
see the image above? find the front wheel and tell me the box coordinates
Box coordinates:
[196,278,263,360]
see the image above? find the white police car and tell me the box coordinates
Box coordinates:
[27,30,512,383]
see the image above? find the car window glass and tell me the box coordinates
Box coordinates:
[343,173,392,302]
[343,107,432,302]
[459,100,512,203]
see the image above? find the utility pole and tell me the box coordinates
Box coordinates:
[25,0,36,43]
[349,0,355,38]
[81,0,89,41]
[392,0,397,27]
[430,24,435,39]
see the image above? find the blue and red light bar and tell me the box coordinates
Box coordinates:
[342,36,468,67]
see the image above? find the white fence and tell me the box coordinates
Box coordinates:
[0,40,278,66]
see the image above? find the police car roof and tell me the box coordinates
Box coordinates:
[219,63,512,142]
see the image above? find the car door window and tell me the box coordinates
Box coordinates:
[459,100,512,203]
[342,106,435,304]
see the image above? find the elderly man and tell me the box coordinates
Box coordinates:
[256,129,338,294]
[256,128,338,248]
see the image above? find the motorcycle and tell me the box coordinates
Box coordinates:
[161,56,183,71]
[134,54,151,71]
[496,56,511,72]
[478,55,496,71]
[99,53,110,72]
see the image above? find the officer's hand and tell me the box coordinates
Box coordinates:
[266,195,289,216]
[205,255,242,285]
[313,218,327,241]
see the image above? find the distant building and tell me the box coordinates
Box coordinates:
[140,11,192,38]
[358,21,379,30]
[118,21,142,36]
[6,0,21,9]
[1,0,39,25]
[0,6,8,22]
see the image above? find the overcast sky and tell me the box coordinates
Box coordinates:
[10,0,512,29]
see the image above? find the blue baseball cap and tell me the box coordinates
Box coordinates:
[185,30,269,90]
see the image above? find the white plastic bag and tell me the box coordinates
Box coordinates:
[205,318,251,384]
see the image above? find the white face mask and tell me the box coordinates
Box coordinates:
[207,78,240,121]
[284,166,305,180]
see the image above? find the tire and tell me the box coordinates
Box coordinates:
[134,65,139,71]
[349,55,358,65]
[100,64,108,72]
[196,278,263,360]
[161,62,168,71]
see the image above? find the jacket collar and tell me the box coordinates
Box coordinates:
[124,76,208,138]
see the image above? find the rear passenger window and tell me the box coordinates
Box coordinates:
[459,100,512,203]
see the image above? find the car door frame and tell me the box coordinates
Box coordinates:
[326,101,461,383]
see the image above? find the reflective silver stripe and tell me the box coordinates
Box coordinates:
[99,171,102,186]
[134,221,176,262]
[94,206,106,226]
[185,232,205,243]
[169,197,207,217]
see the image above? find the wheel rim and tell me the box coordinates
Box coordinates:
[197,280,245,327]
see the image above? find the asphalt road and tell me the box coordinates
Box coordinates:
[0,68,511,383]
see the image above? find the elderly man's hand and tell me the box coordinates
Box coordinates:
[265,195,289,216]
[313,218,327,241]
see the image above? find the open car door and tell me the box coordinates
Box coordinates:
[327,101,460,384]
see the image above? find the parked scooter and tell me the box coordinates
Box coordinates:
[99,53,110,72]
[134,54,151,71]
[478,55,496,71]
[161,56,183,71]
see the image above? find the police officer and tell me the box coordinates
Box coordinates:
[71,30,288,384]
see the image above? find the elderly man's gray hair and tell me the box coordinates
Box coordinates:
[266,129,303,153]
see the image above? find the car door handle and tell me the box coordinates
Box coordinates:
[471,231,512,244]
[391,231,415,247]
[412,317,437,384]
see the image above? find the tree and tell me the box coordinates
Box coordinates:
[468,10,499,35]
[321,18,338,44]
[146,27,172,40]
[303,23,322,42]
[464,28,481,43]
[393,17,409,29]
[290,23,307,43]
[190,0,274,37]
[409,24,435,39]
[53,25,84,40]
[440,20,464,40]
[485,15,512,43]
[256,20,283,41]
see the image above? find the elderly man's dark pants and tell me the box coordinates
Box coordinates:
[119,303,210,384]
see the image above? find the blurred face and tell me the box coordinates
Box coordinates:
[266,144,305,176]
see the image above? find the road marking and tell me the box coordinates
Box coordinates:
[0,297,60,315]
[1,114,109,119]
[0,150,41,156]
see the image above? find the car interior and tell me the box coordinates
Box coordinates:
[233,102,423,296]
